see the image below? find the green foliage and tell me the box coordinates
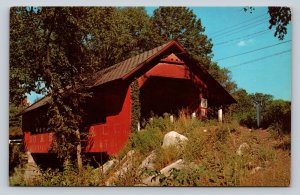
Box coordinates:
[207,62,237,93]
[232,90,291,134]
[9,166,27,186]
[155,146,183,170]
[183,134,204,162]
[130,79,141,132]
[10,164,105,186]
[264,100,291,134]
[244,6,291,40]
[268,7,292,40]
[86,7,160,69]
[147,114,172,132]
[152,7,213,69]
[9,103,22,128]
[231,89,254,115]
[159,167,202,186]
[119,126,163,159]
[9,144,24,175]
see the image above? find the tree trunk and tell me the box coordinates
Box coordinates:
[76,129,83,171]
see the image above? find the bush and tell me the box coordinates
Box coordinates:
[239,113,257,128]
[265,100,291,134]
[238,99,291,135]
[147,113,174,132]
[119,125,163,159]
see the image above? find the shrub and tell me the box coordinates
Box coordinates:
[119,125,163,159]
[147,113,174,133]
[264,100,291,134]
[239,113,257,128]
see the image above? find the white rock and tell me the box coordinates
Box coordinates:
[139,151,156,171]
[160,159,184,176]
[106,150,135,186]
[100,159,118,174]
[250,166,263,174]
[162,131,188,149]
[237,143,250,156]
[203,129,207,133]
[142,159,185,186]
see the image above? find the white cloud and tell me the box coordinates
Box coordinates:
[237,40,246,47]
[237,39,255,47]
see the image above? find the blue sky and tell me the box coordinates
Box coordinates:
[27,7,291,103]
[146,7,291,101]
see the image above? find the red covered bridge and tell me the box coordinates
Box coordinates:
[19,40,236,157]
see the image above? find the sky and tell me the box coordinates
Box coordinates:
[146,7,291,101]
[27,6,292,103]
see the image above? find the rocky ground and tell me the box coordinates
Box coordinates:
[11,123,290,186]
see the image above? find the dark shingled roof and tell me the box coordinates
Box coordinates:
[88,41,173,87]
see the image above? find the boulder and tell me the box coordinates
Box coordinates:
[162,131,188,149]
[236,143,250,156]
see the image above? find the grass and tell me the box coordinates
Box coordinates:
[9,113,290,186]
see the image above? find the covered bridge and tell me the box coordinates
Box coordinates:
[19,40,236,156]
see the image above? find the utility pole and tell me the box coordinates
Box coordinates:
[253,98,262,128]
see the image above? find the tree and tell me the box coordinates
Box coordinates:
[268,7,291,40]
[231,89,254,115]
[10,7,95,169]
[264,100,291,134]
[85,7,161,70]
[207,62,237,93]
[10,7,162,169]
[9,102,23,138]
[151,7,213,69]
[244,6,291,40]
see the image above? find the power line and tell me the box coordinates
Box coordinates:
[215,40,291,61]
[226,49,291,69]
[213,29,269,46]
[212,19,268,41]
[209,13,267,36]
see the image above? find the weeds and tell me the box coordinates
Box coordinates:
[9,114,290,186]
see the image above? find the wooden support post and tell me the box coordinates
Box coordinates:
[170,115,174,123]
[218,107,223,122]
